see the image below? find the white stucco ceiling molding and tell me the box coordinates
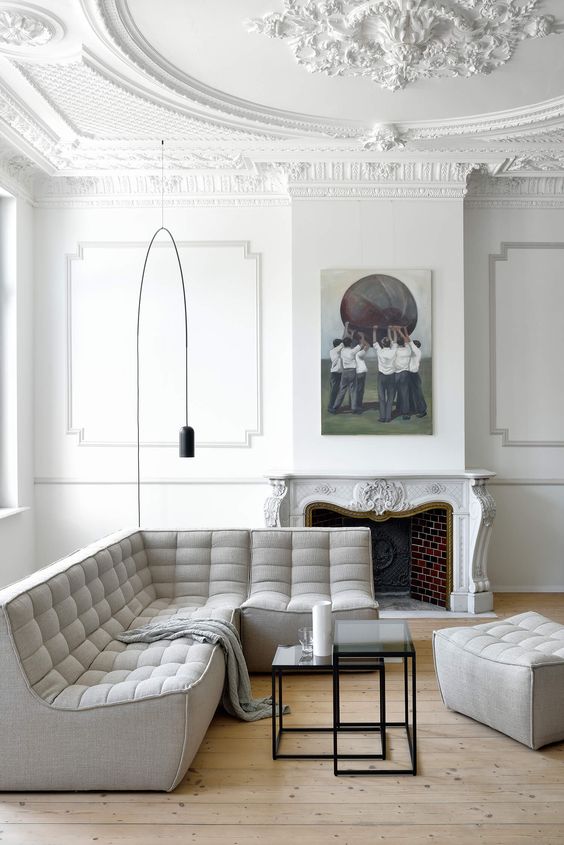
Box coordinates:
[267,159,480,198]
[361,123,409,151]
[0,77,60,171]
[81,0,361,140]
[466,170,564,208]
[0,137,35,198]
[246,0,562,92]
[0,3,64,55]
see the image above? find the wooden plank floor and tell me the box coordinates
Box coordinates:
[1,594,564,845]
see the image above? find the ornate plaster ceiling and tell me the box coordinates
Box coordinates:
[0,0,563,193]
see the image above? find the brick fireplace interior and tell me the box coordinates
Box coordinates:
[306,503,453,608]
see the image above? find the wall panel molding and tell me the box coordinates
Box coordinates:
[34,477,267,485]
[66,240,262,449]
[489,241,564,447]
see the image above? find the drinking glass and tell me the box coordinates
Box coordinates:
[298,626,313,657]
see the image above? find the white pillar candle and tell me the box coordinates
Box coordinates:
[312,600,332,657]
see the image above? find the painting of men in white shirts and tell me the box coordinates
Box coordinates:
[328,339,343,412]
[321,268,432,435]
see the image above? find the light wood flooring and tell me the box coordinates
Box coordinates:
[2,594,564,845]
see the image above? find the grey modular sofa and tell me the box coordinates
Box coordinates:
[0,526,378,791]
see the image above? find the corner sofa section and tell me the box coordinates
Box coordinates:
[0,526,377,791]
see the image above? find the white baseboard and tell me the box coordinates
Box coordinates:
[493,586,564,593]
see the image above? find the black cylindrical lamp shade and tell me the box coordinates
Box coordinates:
[180,425,195,458]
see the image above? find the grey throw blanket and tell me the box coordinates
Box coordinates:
[116,616,287,722]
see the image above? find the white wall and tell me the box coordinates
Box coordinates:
[292,198,466,473]
[34,203,292,565]
[465,204,564,591]
[0,196,35,587]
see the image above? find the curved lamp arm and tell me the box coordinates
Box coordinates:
[136,226,194,528]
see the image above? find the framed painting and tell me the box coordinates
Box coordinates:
[321,269,432,435]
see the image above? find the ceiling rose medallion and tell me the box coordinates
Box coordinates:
[246,0,562,92]
[0,5,62,50]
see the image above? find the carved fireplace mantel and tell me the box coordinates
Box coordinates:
[264,472,496,614]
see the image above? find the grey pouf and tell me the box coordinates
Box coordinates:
[433,612,564,749]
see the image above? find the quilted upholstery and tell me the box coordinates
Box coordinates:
[243,528,376,612]
[144,530,249,607]
[4,530,249,707]
[6,532,156,704]
[52,607,235,710]
[433,611,564,750]
[0,525,378,790]
[435,611,564,667]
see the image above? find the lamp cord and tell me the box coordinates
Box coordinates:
[136,224,189,528]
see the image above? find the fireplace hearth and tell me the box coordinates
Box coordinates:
[307,503,451,608]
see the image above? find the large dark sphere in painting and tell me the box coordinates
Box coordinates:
[340,274,418,339]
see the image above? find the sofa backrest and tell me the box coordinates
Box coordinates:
[247,527,374,612]
[1,531,154,703]
[142,530,250,607]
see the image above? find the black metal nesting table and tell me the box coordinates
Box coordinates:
[271,619,417,776]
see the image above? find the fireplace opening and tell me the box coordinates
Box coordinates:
[306,502,453,609]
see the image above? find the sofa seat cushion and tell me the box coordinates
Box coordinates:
[48,605,235,710]
[50,637,218,709]
[435,612,564,668]
[132,597,243,626]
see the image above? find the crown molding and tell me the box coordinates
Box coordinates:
[34,168,291,208]
[466,172,564,208]
[274,160,479,200]
[33,160,480,206]
[0,137,34,199]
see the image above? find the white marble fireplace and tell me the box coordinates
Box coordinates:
[264,472,496,614]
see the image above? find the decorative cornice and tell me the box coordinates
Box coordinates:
[33,159,482,205]
[33,169,291,208]
[466,172,564,208]
[246,0,561,92]
[274,160,478,199]
[0,78,59,168]
[493,154,564,175]
[0,138,35,198]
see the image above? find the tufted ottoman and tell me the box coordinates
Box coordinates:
[433,612,564,749]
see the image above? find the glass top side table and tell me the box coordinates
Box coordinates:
[271,647,333,760]
[333,619,417,776]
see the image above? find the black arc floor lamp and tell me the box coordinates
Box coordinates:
[136,142,194,527]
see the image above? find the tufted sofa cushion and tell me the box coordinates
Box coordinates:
[243,528,376,612]
[433,612,564,749]
[435,612,564,667]
[240,527,378,671]
[51,607,236,709]
[143,530,250,608]
[5,532,155,703]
